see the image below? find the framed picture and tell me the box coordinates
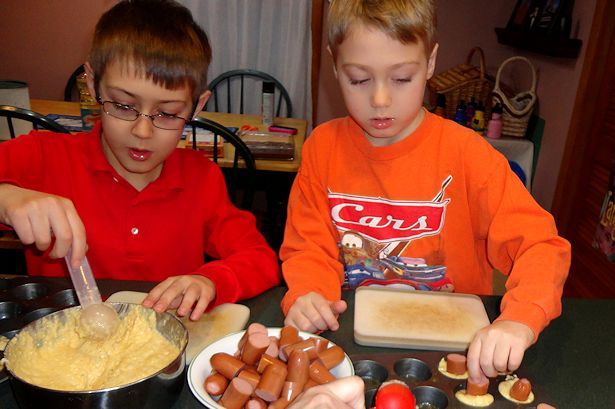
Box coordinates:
[506,0,541,31]
[533,0,574,37]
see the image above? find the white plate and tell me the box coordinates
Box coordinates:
[188,327,355,408]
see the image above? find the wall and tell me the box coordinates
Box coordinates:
[316,0,597,211]
[0,0,115,100]
[0,0,597,210]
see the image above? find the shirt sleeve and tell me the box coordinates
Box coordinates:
[471,141,570,339]
[190,163,280,308]
[0,133,46,189]
[279,135,345,315]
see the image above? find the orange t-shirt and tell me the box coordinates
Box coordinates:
[280,112,570,338]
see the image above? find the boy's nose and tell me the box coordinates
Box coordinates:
[131,115,155,139]
[371,83,392,108]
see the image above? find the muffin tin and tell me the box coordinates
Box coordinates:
[351,351,547,408]
[0,276,78,383]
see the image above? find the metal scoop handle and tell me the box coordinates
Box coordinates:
[64,249,102,307]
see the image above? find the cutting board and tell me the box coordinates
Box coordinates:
[106,291,249,363]
[354,287,490,351]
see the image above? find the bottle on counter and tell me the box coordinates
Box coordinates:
[433,93,447,118]
[453,100,467,126]
[261,81,275,126]
[77,72,101,131]
[486,103,503,139]
[471,102,485,135]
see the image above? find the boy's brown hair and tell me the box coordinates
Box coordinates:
[328,0,437,59]
[88,0,212,100]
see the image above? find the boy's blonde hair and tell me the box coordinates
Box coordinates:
[88,0,212,100]
[328,0,436,59]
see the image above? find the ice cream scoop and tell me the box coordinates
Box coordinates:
[64,250,119,339]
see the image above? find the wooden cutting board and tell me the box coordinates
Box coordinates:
[354,287,490,351]
[106,291,249,363]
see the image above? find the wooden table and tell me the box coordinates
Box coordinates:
[1,278,614,409]
[29,99,307,173]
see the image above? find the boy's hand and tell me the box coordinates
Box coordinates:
[0,184,86,267]
[143,275,216,321]
[284,291,347,333]
[466,320,535,383]
[287,376,365,409]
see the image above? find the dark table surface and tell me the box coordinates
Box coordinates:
[1,279,614,409]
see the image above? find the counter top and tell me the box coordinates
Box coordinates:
[2,280,614,408]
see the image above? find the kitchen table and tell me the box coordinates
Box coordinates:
[1,280,613,408]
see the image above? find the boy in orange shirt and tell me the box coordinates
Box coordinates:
[280,0,570,384]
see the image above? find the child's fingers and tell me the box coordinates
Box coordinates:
[315,302,340,331]
[467,336,489,383]
[143,278,177,309]
[492,342,512,374]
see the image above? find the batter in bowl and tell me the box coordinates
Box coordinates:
[4,305,179,391]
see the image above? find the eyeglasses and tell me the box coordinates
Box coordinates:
[97,99,189,130]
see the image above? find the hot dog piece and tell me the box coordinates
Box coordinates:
[278,326,300,360]
[255,360,288,402]
[257,353,286,374]
[284,338,318,361]
[537,404,556,409]
[204,372,229,396]
[303,378,318,390]
[281,380,303,402]
[308,360,336,385]
[510,378,532,401]
[287,349,310,390]
[219,377,254,409]
[445,353,467,375]
[467,377,489,396]
[242,332,271,366]
[311,337,329,352]
[265,336,279,357]
[245,397,268,409]
[211,352,246,380]
[238,323,269,351]
[238,368,262,390]
[317,345,345,370]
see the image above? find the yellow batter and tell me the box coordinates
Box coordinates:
[455,389,495,407]
[5,306,179,391]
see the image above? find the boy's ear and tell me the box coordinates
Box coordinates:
[426,43,439,80]
[192,90,211,118]
[327,46,339,79]
[83,62,97,99]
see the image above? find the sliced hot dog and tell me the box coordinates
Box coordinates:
[446,353,467,375]
[284,338,318,361]
[255,360,288,402]
[204,372,229,396]
[238,368,261,390]
[308,360,336,385]
[467,377,489,396]
[257,353,286,374]
[286,349,310,390]
[245,396,267,409]
[241,332,271,366]
[211,352,246,380]
[317,345,345,370]
[510,378,532,401]
[278,326,300,360]
[219,377,254,409]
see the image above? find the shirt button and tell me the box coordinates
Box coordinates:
[131,227,139,235]
[113,177,119,183]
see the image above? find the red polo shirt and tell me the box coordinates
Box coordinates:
[0,124,279,306]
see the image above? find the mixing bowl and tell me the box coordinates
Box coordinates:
[4,303,188,409]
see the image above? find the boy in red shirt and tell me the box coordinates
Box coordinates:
[0,0,279,320]
[280,0,570,384]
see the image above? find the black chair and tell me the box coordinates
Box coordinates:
[206,69,293,118]
[63,65,86,102]
[188,117,256,210]
[0,105,71,138]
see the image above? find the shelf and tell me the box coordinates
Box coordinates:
[495,28,582,58]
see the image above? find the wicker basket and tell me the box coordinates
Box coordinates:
[491,56,537,138]
[427,47,495,119]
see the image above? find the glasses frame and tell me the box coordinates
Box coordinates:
[97,98,190,130]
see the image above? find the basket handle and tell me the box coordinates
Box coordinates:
[493,56,537,94]
[465,47,486,80]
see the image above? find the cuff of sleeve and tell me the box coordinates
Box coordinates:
[195,261,238,309]
[495,301,547,342]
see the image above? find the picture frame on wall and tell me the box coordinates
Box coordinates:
[506,0,542,31]
[506,0,573,37]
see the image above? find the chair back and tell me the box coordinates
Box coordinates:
[188,117,256,210]
[64,65,86,102]
[206,69,293,118]
[0,105,71,139]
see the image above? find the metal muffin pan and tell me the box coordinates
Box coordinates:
[0,276,78,383]
[351,351,547,408]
